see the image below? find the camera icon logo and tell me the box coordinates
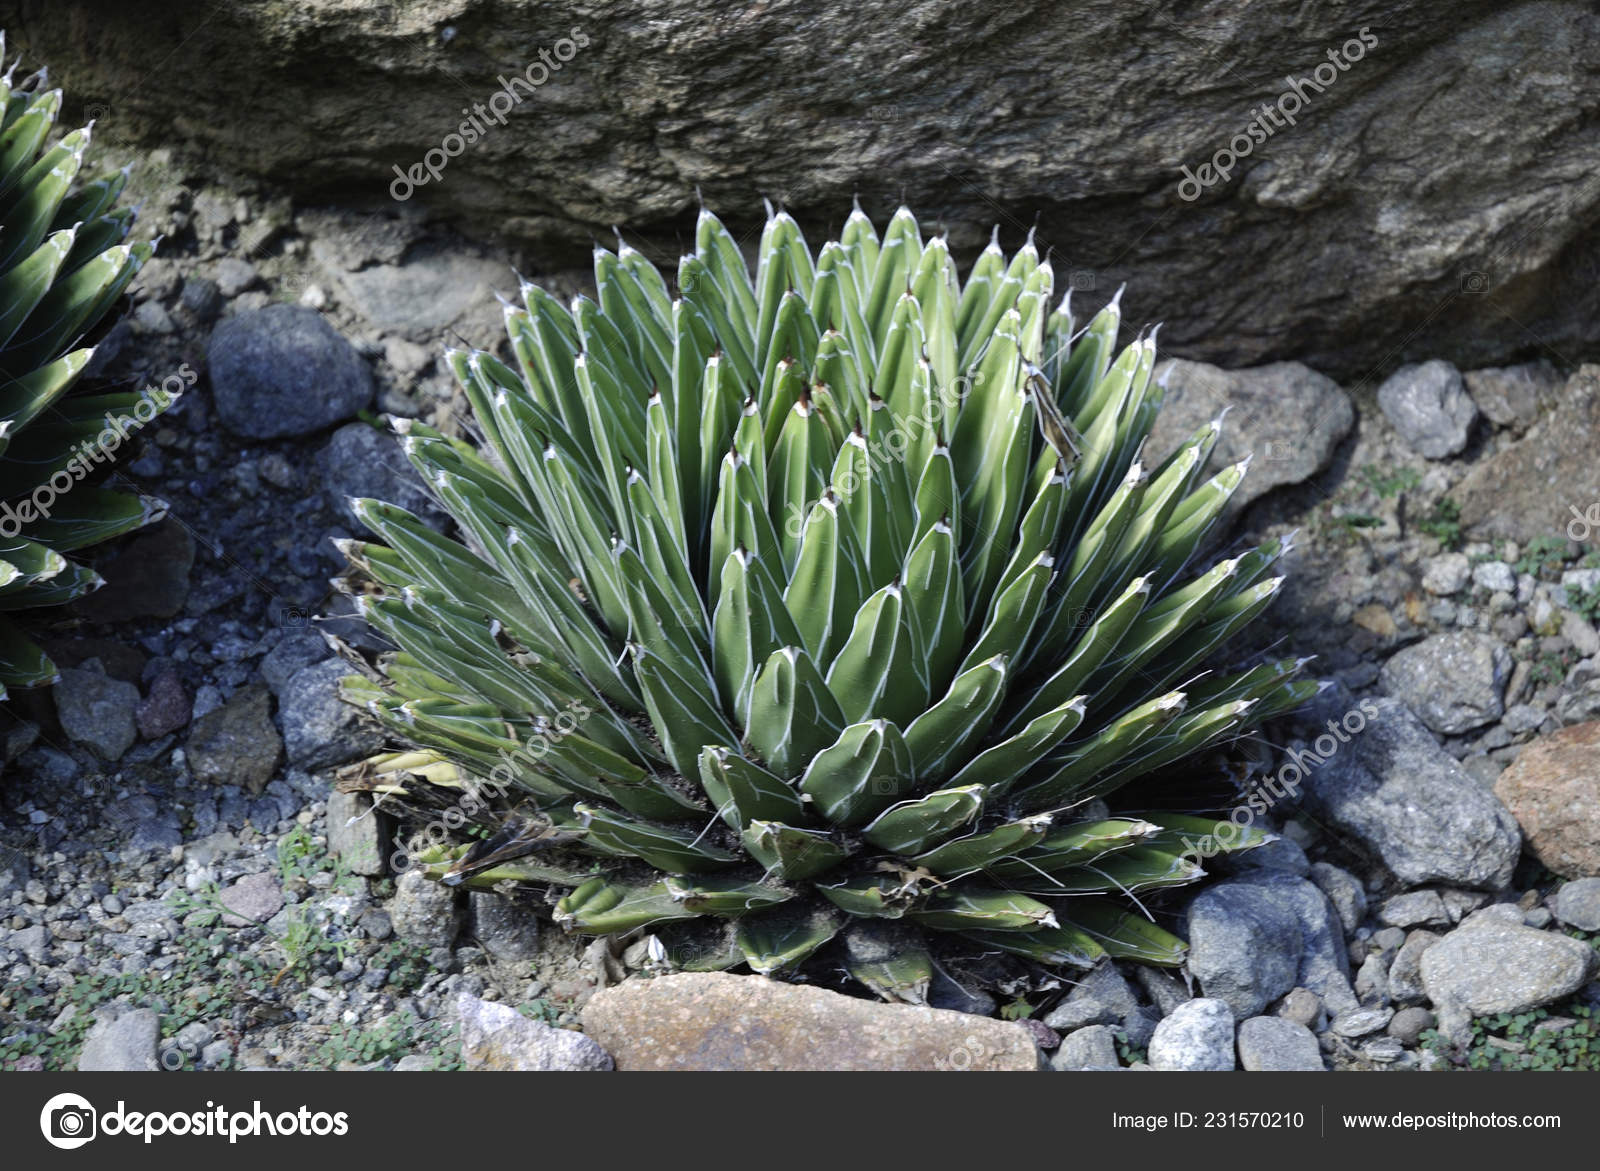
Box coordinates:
[40,1092,97,1150]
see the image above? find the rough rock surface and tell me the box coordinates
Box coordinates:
[185,684,283,793]
[279,659,386,771]
[1457,366,1600,540]
[457,992,613,1071]
[317,421,448,528]
[1148,998,1236,1072]
[1236,1015,1324,1071]
[1462,361,1560,430]
[1299,698,1521,888]
[1146,359,1352,520]
[1420,916,1596,1015]
[53,668,140,762]
[1494,721,1600,879]
[24,1,1600,376]
[1375,361,1476,459]
[581,972,1043,1070]
[208,305,372,438]
[77,1008,160,1071]
[1187,874,1356,1018]
[1379,632,1511,734]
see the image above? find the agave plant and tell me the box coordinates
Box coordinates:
[0,34,163,695]
[337,201,1315,991]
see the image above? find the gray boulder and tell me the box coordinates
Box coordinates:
[78,1008,160,1071]
[279,659,386,771]
[1376,360,1477,458]
[1146,359,1352,521]
[1462,360,1560,430]
[389,869,461,949]
[1298,697,1520,889]
[1186,874,1355,1018]
[209,305,372,439]
[1554,878,1600,932]
[317,421,448,529]
[1379,632,1510,734]
[1421,917,1596,1015]
[1050,1025,1121,1071]
[54,666,140,761]
[458,992,613,1071]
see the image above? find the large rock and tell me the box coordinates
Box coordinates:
[1456,366,1600,540]
[1187,874,1356,1018]
[1145,359,1352,519]
[469,891,542,964]
[218,871,285,926]
[1554,878,1600,931]
[1051,1025,1121,1071]
[1376,360,1476,458]
[1420,916,1596,1015]
[457,992,612,1071]
[208,305,372,439]
[580,972,1042,1070]
[326,789,386,877]
[1379,631,1510,734]
[1493,721,1600,878]
[1042,960,1141,1031]
[1300,697,1521,888]
[25,3,1600,377]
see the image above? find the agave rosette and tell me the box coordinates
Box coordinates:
[0,33,164,695]
[337,201,1314,984]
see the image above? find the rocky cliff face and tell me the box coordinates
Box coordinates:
[6,0,1599,377]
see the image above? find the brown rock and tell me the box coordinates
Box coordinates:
[186,684,282,794]
[581,972,1043,1071]
[218,871,285,926]
[1494,721,1600,878]
[136,669,191,739]
[1457,366,1600,540]
[1351,603,1397,640]
[1462,360,1561,431]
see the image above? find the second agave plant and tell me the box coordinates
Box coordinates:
[336,202,1315,993]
